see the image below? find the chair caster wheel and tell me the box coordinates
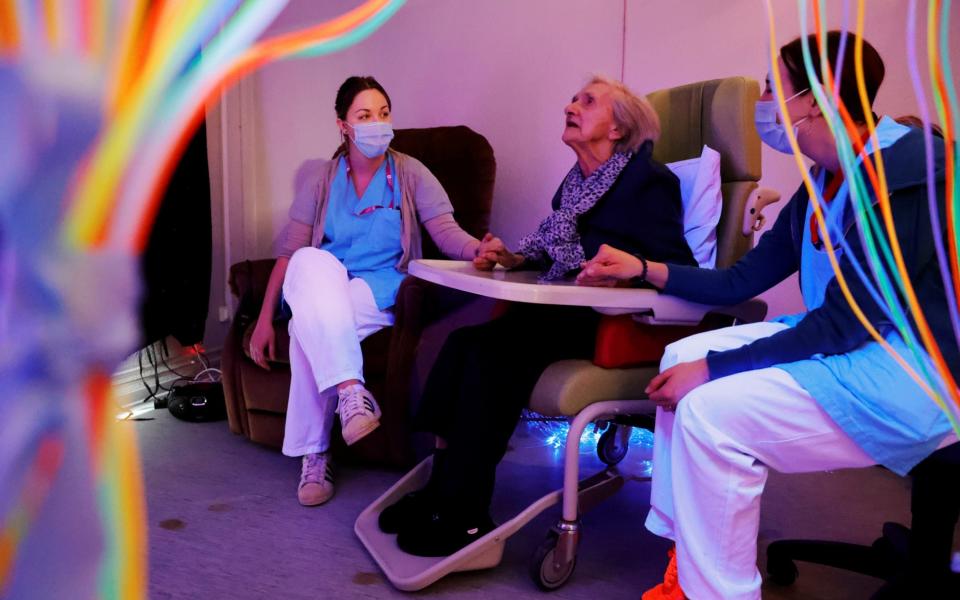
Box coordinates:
[529,531,576,591]
[766,556,798,586]
[597,424,629,466]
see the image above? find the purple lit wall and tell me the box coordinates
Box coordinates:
[204,0,960,350]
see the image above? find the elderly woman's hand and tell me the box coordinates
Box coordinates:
[576,244,644,286]
[645,358,710,412]
[473,233,525,270]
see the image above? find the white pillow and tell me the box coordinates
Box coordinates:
[666,145,722,268]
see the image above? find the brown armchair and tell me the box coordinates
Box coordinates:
[222,126,496,467]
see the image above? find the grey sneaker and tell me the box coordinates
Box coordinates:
[336,384,381,446]
[298,452,334,506]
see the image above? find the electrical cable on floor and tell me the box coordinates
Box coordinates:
[136,338,222,410]
[159,339,196,379]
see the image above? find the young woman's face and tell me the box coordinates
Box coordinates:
[338,89,391,136]
[761,58,812,126]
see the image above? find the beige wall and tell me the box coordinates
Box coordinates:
[204,0,960,348]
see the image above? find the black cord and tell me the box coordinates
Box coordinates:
[158,339,196,379]
[138,348,161,403]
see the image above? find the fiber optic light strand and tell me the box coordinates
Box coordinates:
[121,0,405,251]
[763,0,940,409]
[811,1,905,302]
[63,0,254,247]
[907,0,960,352]
[41,0,60,50]
[817,0,959,426]
[3,1,405,597]
[65,0,399,247]
[801,12,953,432]
[85,371,147,600]
[809,0,948,407]
[106,0,151,116]
[929,0,960,319]
[849,0,960,413]
[940,0,960,255]
[830,0,851,105]
[67,0,402,251]
[0,432,65,595]
[800,0,960,429]
[805,2,918,339]
[0,0,21,56]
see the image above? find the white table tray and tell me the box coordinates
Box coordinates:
[409,259,719,325]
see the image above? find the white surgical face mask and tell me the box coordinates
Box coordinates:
[345,121,394,158]
[754,88,809,154]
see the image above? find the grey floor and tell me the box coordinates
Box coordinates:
[139,409,939,599]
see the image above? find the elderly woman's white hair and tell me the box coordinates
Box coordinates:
[588,74,661,153]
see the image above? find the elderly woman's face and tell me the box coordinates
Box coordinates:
[562,83,620,150]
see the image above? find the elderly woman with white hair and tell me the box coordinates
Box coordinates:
[378,75,698,556]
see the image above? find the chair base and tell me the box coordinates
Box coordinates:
[767,522,960,597]
[355,456,639,591]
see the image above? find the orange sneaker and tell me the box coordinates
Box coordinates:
[642,546,685,600]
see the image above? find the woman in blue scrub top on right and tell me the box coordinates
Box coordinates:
[578,32,957,600]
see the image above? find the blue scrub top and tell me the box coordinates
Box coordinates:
[320,154,405,311]
[773,117,952,475]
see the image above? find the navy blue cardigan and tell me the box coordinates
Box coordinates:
[548,140,697,269]
[664,128,958,380]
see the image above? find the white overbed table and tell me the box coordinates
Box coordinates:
[408,259,724,325]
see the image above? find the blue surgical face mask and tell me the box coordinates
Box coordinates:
[345,121,394,158]
[754,88,809,154]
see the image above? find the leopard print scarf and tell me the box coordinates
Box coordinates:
[517,151,632,280]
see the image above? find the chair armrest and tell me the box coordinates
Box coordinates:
[742,187,781,235]
[228,258,277,325]
[229,258,277,302]
[593,298,767,369]
[629,296,767,325]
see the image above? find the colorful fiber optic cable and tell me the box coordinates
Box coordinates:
[0,1,406,597]
[763,0,960,436]
[804,0,953,415]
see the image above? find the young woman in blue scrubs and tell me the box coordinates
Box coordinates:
[248,77,492,506]
[579,33,956,599]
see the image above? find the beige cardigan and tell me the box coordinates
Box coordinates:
[279,149,476,268]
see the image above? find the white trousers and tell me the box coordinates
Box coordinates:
[643,322,876,600]
[280,248,394,457]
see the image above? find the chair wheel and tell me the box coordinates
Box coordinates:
[529,531,576,591]
[766,555,798,586]
[597,424,629,466]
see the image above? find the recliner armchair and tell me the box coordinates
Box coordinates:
[221,125,496,467]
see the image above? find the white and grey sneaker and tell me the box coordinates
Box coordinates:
[298,452,334,506]
[336,384,381,446]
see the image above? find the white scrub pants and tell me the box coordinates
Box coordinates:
[644,322,876,600]
[280,247,394,457]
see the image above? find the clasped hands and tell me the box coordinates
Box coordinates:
[472,233,525,270]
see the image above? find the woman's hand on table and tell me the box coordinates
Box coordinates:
[576,244,644,286]
[645,358,710,412]
[472,233,525,270]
